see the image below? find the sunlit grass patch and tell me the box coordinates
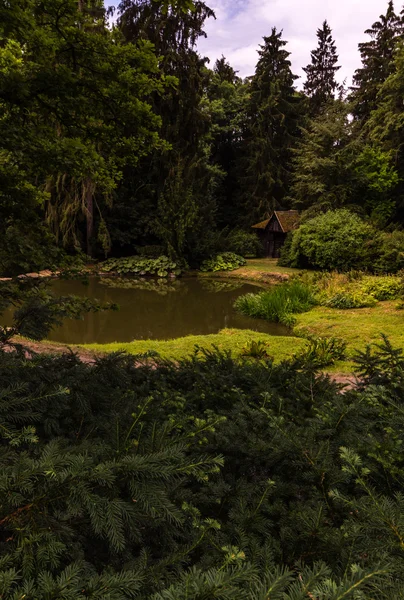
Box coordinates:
[81,328,307,362]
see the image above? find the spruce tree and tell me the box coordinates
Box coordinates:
[303,20,340,114]
[367,43,404,221]
[290,100,358,211]
[351,0,403,123]
[239,28,303,221]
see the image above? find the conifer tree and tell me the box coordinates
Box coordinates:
[351,0,403,123]
[214,55,239,84]
[367,42,404,221]
[290,100,358,211]
[239,28,303,221]
[303,20,340,114]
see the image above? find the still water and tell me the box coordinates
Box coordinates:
[24,277,292,344]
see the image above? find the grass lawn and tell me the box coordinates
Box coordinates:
[198,259,300,282]
[294,301,404,372]
[82,328,308,362]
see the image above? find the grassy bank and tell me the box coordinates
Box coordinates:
[77,269,404,374]
[82,328,307,362]
[80,302,404,374]
[198,258,300,283]
[294,301,404,372]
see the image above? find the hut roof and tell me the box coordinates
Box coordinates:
[251,210,300,233]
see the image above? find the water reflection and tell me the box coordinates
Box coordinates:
[8,277,293,344]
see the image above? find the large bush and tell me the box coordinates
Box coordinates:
[283,209,379,271]
[375,230,404,273]
[225,229,264,257]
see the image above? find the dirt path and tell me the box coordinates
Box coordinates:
[5,338,101,364]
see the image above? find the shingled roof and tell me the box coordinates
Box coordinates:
[251,210,300,233]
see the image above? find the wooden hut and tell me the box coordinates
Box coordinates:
[251,211,300,258]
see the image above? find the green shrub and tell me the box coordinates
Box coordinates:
[283,209,379,271]
[375,230,404,273]
[325,291,377,309]
[225,229,264,257]
[200,252,246,272]
[234,281,316,326]
[360,275,402,300]
[102,255,182,277]
[294,336,347,367]
[0,221,61,277]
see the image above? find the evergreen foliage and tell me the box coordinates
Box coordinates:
[303,21,341,115]
[351,0,403,124]
[290,101,357,210]
[2,316,404,596]
[239,29,303,221]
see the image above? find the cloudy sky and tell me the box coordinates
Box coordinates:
[108,0,391,87]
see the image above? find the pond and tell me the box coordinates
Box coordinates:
[18,277,292,344]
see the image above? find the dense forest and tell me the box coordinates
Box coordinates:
[5,2,404,598]
[3,0,404,274]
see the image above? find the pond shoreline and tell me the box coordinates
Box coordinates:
[3,260,403,382]
[5,334,357,391]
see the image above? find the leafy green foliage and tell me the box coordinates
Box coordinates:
[293,335,347,367]
[224,229,264,257]
[0,0,166,257]
[376,230,404,274]
[200,252,246,272]
[304,270,403,308]
[284,209,379,271]
[324,291,377,309]
[240,339,274,360]
[102,256,183,278]
[0,221,61,277]
[234,281,315,326]
[360,275,403,300]
[353,146,398,224]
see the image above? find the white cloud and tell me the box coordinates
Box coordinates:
[197,0,393,87]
